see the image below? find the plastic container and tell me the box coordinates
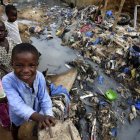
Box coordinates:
[105,89,118,101]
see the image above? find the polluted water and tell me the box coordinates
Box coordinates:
[31,25,78,74]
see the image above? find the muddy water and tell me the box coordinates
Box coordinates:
[14,0,62,6]
[17,0,77,74]
[19,20,78,74]
[117,118,140,140]
[88,59,140,140]
[31,26,78,74]
[87,60,140,140]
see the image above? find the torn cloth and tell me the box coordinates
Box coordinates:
[50,84,71,117]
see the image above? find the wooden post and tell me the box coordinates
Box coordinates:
[102,0,109,20]
[94,0,104,21]
[112,0,126,31]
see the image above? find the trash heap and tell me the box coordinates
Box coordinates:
[17,3,140,140]
[50,5,140,140]
[56,5,140,92]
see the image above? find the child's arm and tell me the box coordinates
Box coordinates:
[30,73,55,128]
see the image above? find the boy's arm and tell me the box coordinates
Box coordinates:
[38,73,53,116]
[2,78,36,121]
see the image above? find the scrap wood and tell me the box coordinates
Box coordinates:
[112,0,126,31]
[102,0,109,20]
[47,68,77,92]
[68,124,75,140]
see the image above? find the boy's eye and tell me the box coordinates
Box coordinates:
[13,63,38,68]
[14,64,23,68]
[29,64,37,68]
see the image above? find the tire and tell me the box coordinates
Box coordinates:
[117,13,131,25]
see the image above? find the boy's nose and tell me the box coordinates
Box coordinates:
[22,67,30,73]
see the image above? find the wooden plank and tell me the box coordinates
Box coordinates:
[112,0,126,31]
[47,69,77,92]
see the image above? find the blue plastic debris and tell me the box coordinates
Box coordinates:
[106,10,113,17]
[66,9,73,18]
[99,100,108,107]
[110,127,117,137]
[123,67,130,74]
[127,98,134,105]
[93,37,102,45]
[98,75,104,84]
[85,31,94,38]
[135,100,140,110]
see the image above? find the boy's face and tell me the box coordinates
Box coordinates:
[0,23,6,41]
[12,52,38,85]
[7,10,17,22]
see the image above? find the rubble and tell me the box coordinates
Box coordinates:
[47,4,140,140]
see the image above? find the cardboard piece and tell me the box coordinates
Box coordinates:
[47,69,77,92]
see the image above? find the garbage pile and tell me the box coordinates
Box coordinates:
[67,58,120,140]
[16,3,140,140]
[56,5,140,93]
[48,5,140,140]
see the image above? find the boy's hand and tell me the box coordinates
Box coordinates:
[39,115,56,129]
[30,113,56,128]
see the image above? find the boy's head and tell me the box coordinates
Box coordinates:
[5,4,17,22]
[11,43,40,85]
[0,20,7,41]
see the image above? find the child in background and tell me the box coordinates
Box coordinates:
[2,43,55,140]
[4,4,22,44]
[0,20,14,79]
[0,20,13,129]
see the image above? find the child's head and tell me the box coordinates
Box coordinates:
[5,4,17,22]
[11,43,40,85]
[0,20,7,41]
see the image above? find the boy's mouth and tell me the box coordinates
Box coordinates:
[21,75,31,80]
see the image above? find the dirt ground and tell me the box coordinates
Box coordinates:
[18,6,46,23]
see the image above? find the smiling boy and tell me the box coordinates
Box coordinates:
[2,43,55,140]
